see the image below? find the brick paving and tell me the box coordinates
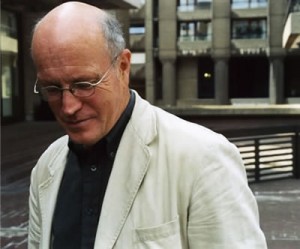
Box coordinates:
[1,120,300,248]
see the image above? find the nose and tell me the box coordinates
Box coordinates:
[61,90,82,116]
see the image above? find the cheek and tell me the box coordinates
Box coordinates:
[47,102,61,114]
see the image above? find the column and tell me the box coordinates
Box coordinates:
[269,56,284,104]
[161,58,176,106]
[214,57,229,105]
[212,0,230,105]
[145,0,155,103]
[158,0,177,106]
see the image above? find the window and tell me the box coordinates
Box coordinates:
[129,25,145,52]
[178,0,194,11]
[129,26,145,35]
[1,10,20,120]
[232,19,267,39]
[290,0,300,13]
[229,57,269,98]
[179,21,212,41]
[177,0,211,11]
[285,56,300,97]
[195,0,212,8]
[231,0,267,9]
[198,57,214,98]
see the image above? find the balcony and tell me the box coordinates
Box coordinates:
[177,37,212,56]
[231,39,267,55]
[283,0,300,48]
[130,63,145,79]
[177,8,211,21]
[130,34,145,51]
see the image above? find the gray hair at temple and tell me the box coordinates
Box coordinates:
[100,12,126,59]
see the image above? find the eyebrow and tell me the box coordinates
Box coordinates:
[37,74,100,86]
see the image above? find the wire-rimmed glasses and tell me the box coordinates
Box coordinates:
[34,57,118,102]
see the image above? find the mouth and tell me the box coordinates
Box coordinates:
[62,118,93,130]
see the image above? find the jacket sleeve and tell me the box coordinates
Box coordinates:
[187,138,267,249]
[28,165,41,249]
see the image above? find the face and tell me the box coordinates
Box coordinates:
[32,29,131,146]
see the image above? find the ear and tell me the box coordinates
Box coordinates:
[118,49,131,83]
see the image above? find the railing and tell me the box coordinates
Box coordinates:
[224,126,300,183]
[231,0,268,9]
[178,35,212,42]
[177,1,212,12]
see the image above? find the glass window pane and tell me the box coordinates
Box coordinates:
[250,0,268,8]
[232,0,249,9]
[232,19,267,39]
[188,23,195,37]
[129,26,145,34]
[195,21,212,40]
[1,10,18,118]
[178,0,195,11]
[196,0,212,8]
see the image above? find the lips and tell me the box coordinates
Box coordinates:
[62,117,93,130]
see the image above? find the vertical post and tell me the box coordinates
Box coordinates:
[293,129,300,178]
[254,139,260,182]
[212,0,231,105]
[161,58,176,106]
[214,57,229,105]
[159,0,177,106]
[269,56,284,104]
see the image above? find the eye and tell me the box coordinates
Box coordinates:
[42,85,61,94]
[73,82,94,90]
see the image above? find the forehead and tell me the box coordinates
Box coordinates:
[32,17,110,69]
[33,37,111,82]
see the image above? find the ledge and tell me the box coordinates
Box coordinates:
[163,104,300,116]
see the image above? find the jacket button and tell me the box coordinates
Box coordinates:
[109,151,115,159]
[90,165,97,172]
[85,208,94,216]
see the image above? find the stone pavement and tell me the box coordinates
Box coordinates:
[1,120,300,248]
[1,122,64,249]
[250,178,300,249]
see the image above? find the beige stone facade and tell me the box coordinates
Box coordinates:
[129,0,300,116]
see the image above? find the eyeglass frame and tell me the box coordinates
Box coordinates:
[33,55,119,102]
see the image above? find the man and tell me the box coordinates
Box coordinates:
[29,2,267,249]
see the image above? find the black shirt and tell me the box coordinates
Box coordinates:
[51,91,135,249]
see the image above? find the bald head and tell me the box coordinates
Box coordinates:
[36,1,105,27]
[31,2,125,67]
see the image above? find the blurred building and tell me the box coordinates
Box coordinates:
[137,0,300,118]
[1,0,300,124]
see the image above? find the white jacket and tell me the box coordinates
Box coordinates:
[28,92,267,249]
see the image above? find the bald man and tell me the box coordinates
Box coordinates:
[29,2,267,249]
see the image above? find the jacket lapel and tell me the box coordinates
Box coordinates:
[94,93,157,249]
[39,174,63,246]
[38,145,68,248]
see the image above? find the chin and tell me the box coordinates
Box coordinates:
[68,131,102,146]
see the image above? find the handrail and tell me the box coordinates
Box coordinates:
[225,125,300,182]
